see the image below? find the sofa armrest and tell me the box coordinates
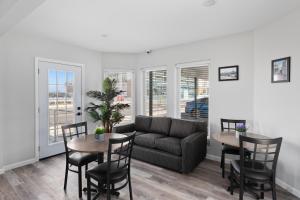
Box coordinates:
[112,123,135,133]
[181,131,207,173]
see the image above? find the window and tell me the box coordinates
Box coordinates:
[177,66,209,121]
[144,69,167,116]
[104,70,134,124]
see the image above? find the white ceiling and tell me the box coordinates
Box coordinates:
[0,0,44,36]
[9,0,300,53]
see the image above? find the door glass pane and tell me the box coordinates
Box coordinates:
[48,70,75,144]
[57,71,66,85]
[48,70,56,85]
[66,72,74,85]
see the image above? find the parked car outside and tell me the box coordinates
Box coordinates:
[185,97,208,118]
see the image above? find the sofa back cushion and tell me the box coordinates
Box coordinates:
[135,115,152,132]
[150,117,172,135]
[169,119,198,138]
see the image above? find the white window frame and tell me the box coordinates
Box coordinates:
[141,66,168,116]
[103,69,136,124]
[175,60,210,137]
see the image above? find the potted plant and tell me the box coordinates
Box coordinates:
[236,123,247,138]
[86,77,130,133]
[95,127,105,141]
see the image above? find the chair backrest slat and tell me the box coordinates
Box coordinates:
[61,122,88,158]
[106,133,136,186]
[239,135,282,178]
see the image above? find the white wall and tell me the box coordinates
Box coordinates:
[136,32,255,156]
[0,37,4,172]
[102,53,137,70]
[254,9,300,194]
[0,31,102,166]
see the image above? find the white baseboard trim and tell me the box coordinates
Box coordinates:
[276,178,300,198]
[3,158,37,171]
[206,154,300,198]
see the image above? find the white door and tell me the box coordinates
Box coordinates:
[38,59,82,159]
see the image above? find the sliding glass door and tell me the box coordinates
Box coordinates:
[177,66,209,121]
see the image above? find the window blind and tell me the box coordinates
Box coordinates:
[144,69,167,117]
[178,66,209,120]
[104,71,134,124]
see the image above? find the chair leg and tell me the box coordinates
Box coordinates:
[87,176,91,200]
[64,162,69,190]
[239,177,244,200]
[272,177,277,200]
[78,166,82,198]
[221,151,225,178]
[107,183,111,200]
[230,165,234,195]
[220,151,224,168]
[128,173,133,200]
[84,164,88,179]
[260,184,264,199]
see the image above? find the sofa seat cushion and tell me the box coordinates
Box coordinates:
[169,119,198,138]
[134,133,165,148]
[150,117,172,135]
[155,137,182,156]
[135,115,152,132]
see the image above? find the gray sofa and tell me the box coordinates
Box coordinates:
[112,115,207,173]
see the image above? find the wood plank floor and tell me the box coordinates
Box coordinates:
[0,155,298,200]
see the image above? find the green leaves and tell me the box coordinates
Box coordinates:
[87,110,101,122]
[112,103,130,111]
[85,77,130,132]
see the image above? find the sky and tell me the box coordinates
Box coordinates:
[48,70,74,93]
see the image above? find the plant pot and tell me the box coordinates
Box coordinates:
[95,134,105,141]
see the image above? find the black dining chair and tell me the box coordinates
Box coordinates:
[86,133,136,200]
[220,118,248,178]
[61,122,98,198]
[229,135,282,200]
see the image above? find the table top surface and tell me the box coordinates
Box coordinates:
[67,133,126,153]
[212,131,269,148]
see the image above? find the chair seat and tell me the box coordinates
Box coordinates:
[231,160,273,181]
[86,162,128,183]
[69,152,98,166]
[222,144,251,156]
[222,144,240,154]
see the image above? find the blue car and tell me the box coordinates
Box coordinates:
[185,97,208,118]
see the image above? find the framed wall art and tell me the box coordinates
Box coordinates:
[218,65,239,81]
[271,57,290,83]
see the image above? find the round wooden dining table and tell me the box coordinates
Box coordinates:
[212,131,269,147]
[67,133,127,154]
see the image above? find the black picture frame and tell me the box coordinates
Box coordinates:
[271,57,291,83]
[218,66,239,81]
